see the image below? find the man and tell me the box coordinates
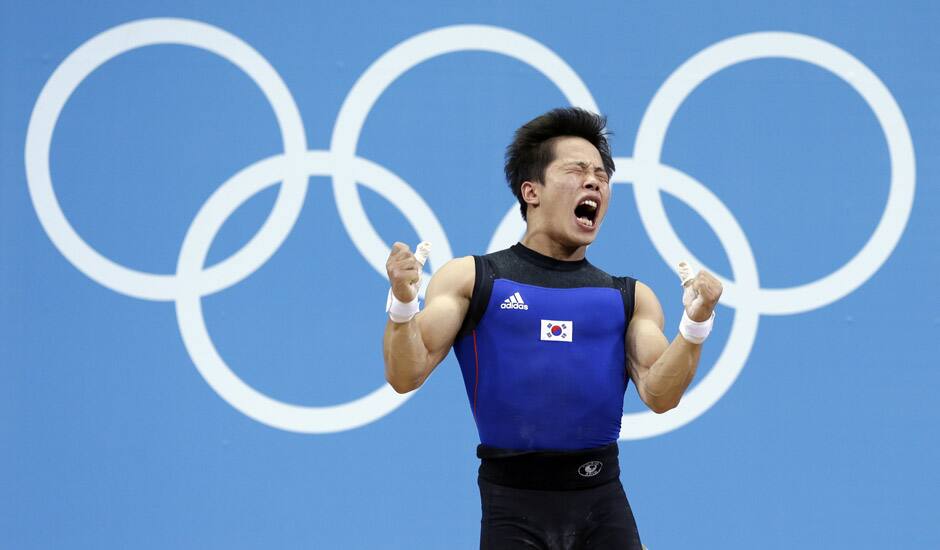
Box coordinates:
[383,108,722,549]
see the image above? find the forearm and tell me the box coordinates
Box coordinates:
[642,334,702,412]
[383,318,430,393]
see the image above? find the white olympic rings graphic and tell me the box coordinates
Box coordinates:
[25,18,915,438]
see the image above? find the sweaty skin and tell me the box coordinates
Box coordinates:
[383,136,722,414]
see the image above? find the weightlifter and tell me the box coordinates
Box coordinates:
[383,107,722,549]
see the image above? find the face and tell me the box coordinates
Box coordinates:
[523,136,611,247]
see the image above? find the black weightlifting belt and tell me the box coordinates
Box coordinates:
[477,442,620,491]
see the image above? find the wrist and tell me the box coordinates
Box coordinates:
[679,309,715,344]
[386,288,419,323]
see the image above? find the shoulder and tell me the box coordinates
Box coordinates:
[635,280,656,301]
[482,247,514,259]
[432,255,475,282]
[584,262,620,282]
[633,280,665,325]
[479,247,514,269]
[427,255,475,299]
[583,260,634,290]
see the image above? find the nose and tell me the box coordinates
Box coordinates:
[583,173,600,192]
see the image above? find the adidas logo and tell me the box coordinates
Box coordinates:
[500,292,528,310]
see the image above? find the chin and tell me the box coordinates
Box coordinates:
[569,218,601,246]
[564,230,598,249]
[578,234,598,247]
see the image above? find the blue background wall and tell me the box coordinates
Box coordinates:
[2,1,937,548]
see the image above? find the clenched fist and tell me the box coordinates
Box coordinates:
[677,262,723,322]
[386,241,431,303]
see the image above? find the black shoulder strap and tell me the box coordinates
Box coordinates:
[456,255,495,338]
[614,276,637,328]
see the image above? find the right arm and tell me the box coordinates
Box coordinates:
[383,242,474,393]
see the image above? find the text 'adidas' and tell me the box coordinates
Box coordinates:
[500,291,528,310]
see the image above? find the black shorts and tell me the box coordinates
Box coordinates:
[477,443,643,550]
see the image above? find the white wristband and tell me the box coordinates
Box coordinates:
[385,241,431,323]
[679,309,715,344]
[386,289,419,323]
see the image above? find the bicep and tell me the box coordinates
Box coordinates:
[414,256,473,367]
[626,281,669,383]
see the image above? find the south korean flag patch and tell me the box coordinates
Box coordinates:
[541,320,573,342]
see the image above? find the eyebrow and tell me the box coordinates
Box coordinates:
[562,161,604,170]
[562,161,609,177]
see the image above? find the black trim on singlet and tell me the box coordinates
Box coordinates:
[456,255,491,338]
[615,276,637,334]
[509,242,588,272]
[456,243,637,339]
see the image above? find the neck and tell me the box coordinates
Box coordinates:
[520,228,587,261]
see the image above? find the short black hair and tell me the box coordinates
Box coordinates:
[504,107,614,220]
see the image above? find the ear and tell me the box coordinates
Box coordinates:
[520,180,540,208]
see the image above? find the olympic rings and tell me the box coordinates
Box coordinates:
[632,32,915,316]
[330,25,598,282]
[25,19,914,437]
[25,18,309,301]
[175,151,448,433]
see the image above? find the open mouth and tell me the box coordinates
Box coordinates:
[574,199,599,229]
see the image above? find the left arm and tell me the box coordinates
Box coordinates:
[625,270,722,414]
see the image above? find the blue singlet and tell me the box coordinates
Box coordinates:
[452,243,636,451]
